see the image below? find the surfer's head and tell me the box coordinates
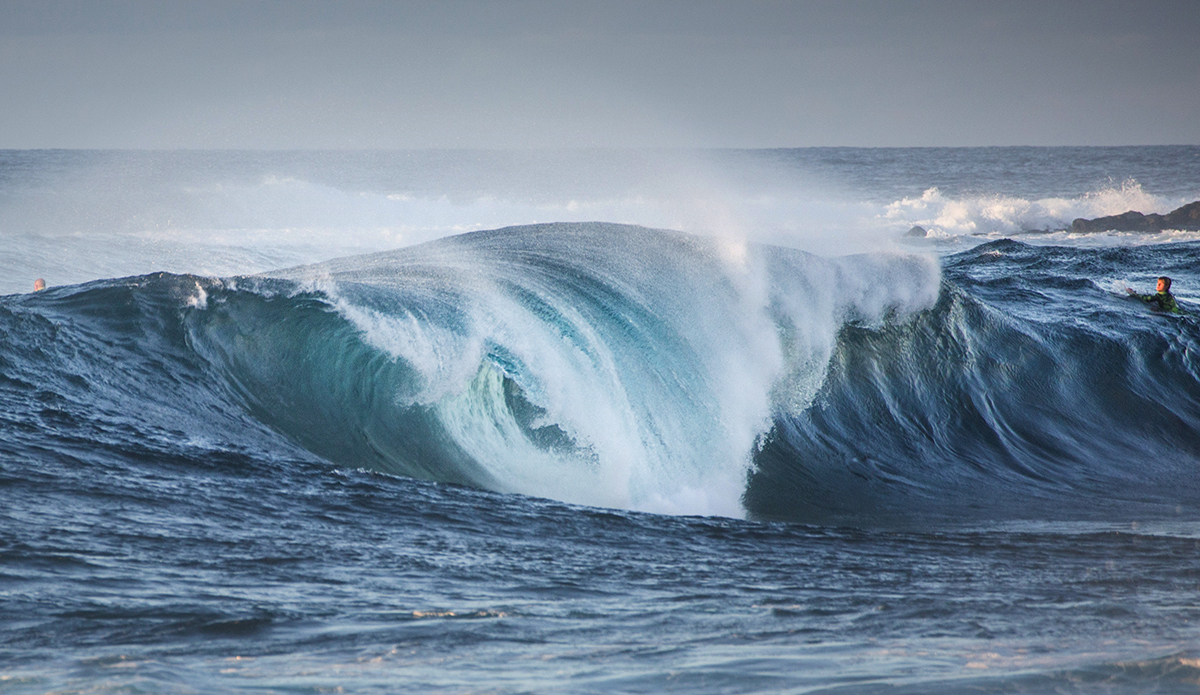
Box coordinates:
[33,278,45,292]
[1157,276,1172,292]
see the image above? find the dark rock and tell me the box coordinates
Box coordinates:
[904,225,928,238]
[1165,200,1200,228]
[1070,200,1200,233]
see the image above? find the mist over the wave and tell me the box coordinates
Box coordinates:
[4,148,1200,297]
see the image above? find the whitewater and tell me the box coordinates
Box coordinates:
[3,147,1200,694]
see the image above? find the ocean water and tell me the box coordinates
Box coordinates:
[3,147,1200,693]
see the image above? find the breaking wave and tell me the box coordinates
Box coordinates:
[5,223,1200,523]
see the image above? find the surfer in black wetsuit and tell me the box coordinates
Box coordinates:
[1126,276,1180,313]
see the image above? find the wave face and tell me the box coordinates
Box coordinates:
[6,223,1200,523]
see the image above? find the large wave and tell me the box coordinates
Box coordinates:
[6,224,1200,523]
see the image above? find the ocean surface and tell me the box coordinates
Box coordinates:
[3,147,1200,693]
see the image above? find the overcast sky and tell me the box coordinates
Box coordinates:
[1,0,1197,148]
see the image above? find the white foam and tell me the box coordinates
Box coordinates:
[5,150,1194,297]
[883,180,1191,242]
[185,280,208,309]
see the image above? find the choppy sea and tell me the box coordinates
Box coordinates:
[3,147,1200,693]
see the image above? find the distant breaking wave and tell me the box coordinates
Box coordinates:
[887,179,1200,243]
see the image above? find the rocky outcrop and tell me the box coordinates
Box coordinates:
[1070,201,1200,233]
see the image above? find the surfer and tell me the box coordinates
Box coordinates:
[1126,276,1180,313]
[33,278,45,292]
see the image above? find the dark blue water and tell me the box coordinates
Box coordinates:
[3,149,1200,693]
[7,454,1200,693]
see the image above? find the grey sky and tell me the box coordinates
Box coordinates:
[1,0,1197,148]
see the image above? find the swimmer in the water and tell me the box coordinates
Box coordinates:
[1126,276,1180,314]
